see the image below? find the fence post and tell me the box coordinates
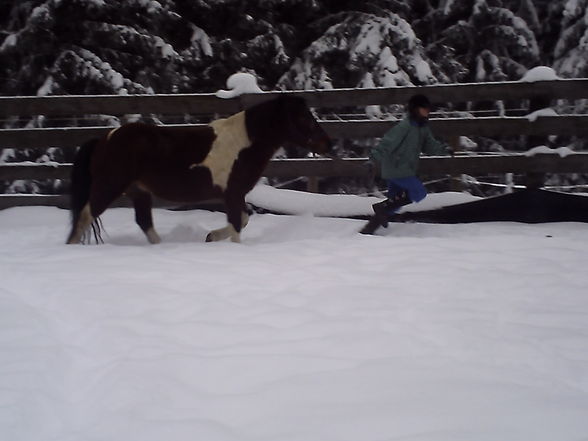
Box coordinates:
[524,93,551,190]
[448,135,463,192]
[524,172,545,189]
[306,176,319,193]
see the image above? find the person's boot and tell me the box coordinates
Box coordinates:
[371,191,411,228]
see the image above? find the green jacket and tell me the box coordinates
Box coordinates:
[369,118,449,179]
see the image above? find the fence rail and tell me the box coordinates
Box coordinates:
[3,154,588,182]
[1,78,588,209]
[3,153,587,210]
[1,115,587,150]
[1,78,587,117]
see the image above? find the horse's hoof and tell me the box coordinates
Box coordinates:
[146,228,161,244]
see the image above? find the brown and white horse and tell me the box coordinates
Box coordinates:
[66,96,331,244]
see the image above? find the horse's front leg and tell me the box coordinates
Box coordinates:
[205,194,249,243]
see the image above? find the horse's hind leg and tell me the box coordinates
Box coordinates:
[66,203,95,244]
[126,185,161,244]
[68,179,129,244]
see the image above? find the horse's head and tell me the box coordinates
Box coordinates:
[279,96,332,155]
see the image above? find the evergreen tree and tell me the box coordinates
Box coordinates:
[279,10,438,90]
[553,0,588,78]
[0,0,205,97]
[417,0,541,82]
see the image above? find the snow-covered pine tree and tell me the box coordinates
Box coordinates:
[0,0,211,193]
[523,0,564,66]
[419,0,540,83]
[174,0,324,91]
[517,0,541,32]
[553,0,588,79]
[553,0,588,154]
[411,0,471,83]
[0,0,209,98]
[278,9,438,90]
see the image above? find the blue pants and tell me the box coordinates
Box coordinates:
[387,176,427,205]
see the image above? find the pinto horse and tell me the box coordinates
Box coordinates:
[66,96,331,244]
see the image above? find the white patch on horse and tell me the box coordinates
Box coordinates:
[189,111,250,190]
[206,225,240,243]
[205,211,249,243]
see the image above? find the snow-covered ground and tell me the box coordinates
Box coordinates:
[1,201,588,441]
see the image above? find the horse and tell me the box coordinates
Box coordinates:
[66,95,332,245]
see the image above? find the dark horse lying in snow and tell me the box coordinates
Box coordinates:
[66,96,332,244]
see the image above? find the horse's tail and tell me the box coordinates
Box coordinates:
[68,138,103,243]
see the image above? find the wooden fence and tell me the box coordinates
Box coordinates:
[1,78,588,209]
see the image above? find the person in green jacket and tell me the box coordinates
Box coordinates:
[365,94,451,229]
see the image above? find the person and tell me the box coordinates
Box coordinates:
[361,94,452,234]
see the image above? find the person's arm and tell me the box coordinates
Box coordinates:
[369,123,409,162]
[422,127,451,156]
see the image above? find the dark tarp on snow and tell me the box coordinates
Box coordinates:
[396,189,588,224]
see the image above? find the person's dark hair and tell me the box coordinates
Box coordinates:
[407,94,431,112]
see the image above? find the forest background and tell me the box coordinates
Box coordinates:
[0,0,586,194]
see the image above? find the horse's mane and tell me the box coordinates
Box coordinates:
[244,95,307,139]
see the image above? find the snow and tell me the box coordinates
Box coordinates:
[513,16,540,57]
[563,0,582,18]
[459,136,478,150]
[3,161,60,167]
[108,70,124,89]
[0,148,15,163]
[443,0,457,15]
[0,33,17,51]
[526,107,558,121]
[30,4,50,23]
[354,22,384,55]
[247,184,479,216]
[153,36,178,59]
[1,203,588,441]
[520,66,560,82]
[190,25,213,57]
[216,73,263,99]
[72,49,126,91]
[414,57,434,83]
[524,146,575,157]
[365,105,383,119]
[37,76,55,96]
